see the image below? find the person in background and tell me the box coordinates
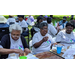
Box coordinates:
[59,16,68,29]
[31,16,43,38]
[47,17,57,37]
[43,15,48,23]
[32,22,57,55]
[7,15,16,25]
[18,15,28,29]
[18,15,29,36]
[70,15,74,20]
[56,22,75,47]
[26,15,34,26]
[1,24,31,59]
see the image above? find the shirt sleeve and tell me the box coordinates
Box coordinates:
[49,25,57,36]
[32,33,39,46]
[56,31,62,42]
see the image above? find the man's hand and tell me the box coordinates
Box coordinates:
[42,36,48,42]
[24,48,31,55]
[14,49,24,56]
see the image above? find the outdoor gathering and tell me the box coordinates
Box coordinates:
[0,15,75,59]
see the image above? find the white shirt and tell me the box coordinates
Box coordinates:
[0,45,3,48]
[18,20,28,28]
[8,34,24,58]
[56,30,75,46]
[43,21,47,23]
[48,23,57,37]
[7,18,16,25]
[32,32,55,54]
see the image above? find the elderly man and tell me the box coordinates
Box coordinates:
[1,24,31,59]
[32,22,57,55]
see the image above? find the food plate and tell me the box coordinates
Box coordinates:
[35,52,63,59]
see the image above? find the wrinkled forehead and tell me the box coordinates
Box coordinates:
[11,29,21,33]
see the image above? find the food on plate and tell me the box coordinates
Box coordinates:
[10,53,16,56]
[67,46,70,49]
[19,52,26,57]
[35,52,62,59]
[61,49,66,52]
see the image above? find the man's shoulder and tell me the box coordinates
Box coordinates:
[33,32,40,37]
[58,30,65,34]
[1,34,10,40]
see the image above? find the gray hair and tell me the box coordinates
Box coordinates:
[9,24,23,33]
[39,22,48,29]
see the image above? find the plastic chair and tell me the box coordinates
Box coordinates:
[29,40,32,50]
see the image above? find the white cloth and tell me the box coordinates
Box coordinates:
[18,20,28,31]
[32,32,55,54]
[48,24,57,37]
[56,30,75,46]
[43,21,47,23]
[8,34,24,58]
[0,45,3,48]
[62,48,75,59]
[7,18,16,25]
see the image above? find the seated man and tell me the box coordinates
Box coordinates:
[43,15,48,23]
[56,22,75,46]
[31,16,43,38]
[59,16,68,29]
[32,22,57,55]
[7,15,16,25]
[18,15,29,36]
[47,17,57,37]
[1,24,31,59]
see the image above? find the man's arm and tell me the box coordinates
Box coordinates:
[33,37,48,48]
[0,48,24,55]
[33,40,43,48]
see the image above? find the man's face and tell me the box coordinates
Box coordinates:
[18,17,23,21]
[63,20,66,23]
[11,30,21,41]
[66,26,74,34]
[40,26,48,36]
